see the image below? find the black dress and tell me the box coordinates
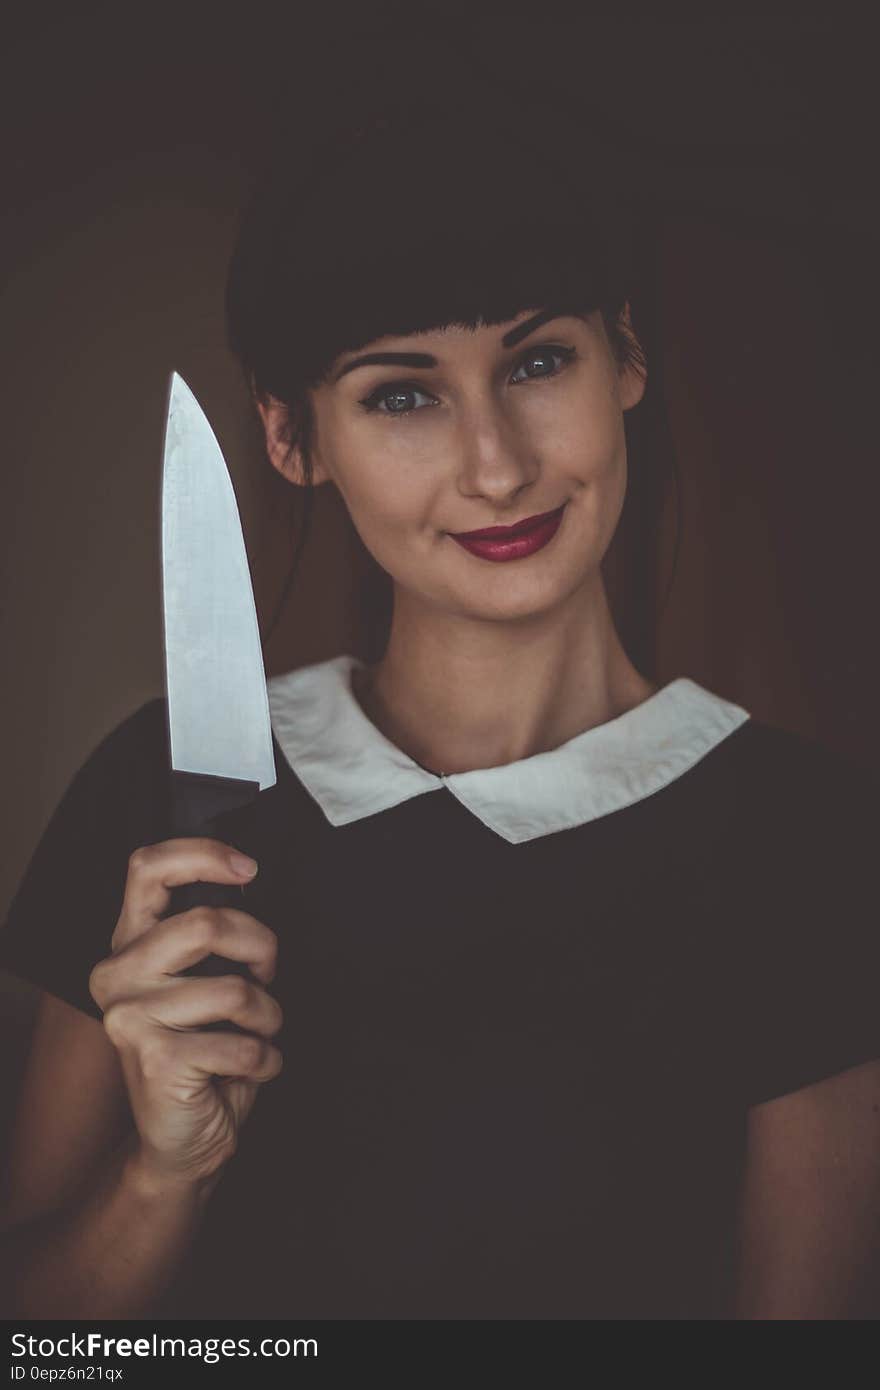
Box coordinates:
[1,655,878,1319]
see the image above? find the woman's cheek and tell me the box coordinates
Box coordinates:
[521,382,610,476]
[593,448,629,555]
[339,472,430,566]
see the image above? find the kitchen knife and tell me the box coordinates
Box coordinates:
[160,371,276,1026]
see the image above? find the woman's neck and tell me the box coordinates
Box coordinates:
[351,578,659,776]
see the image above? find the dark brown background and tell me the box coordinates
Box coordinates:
[2,8,877,1148]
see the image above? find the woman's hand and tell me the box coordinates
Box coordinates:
[88,838,283,1189]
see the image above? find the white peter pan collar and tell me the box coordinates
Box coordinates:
[267,653,751,846]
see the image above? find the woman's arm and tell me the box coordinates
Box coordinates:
[732,1057,880,1319]
[2,1131,220,1319]
[1,835,281,1319]
[0,990,220,1319]
[1,991,131,1230]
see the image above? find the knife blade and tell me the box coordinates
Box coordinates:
[160,370,276,1026]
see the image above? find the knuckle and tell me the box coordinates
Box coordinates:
[222,974,253,1012]
[254,926,278,979]
[88,957,111,1005]
[187,907,223,946]
[127,845,152,877]
[236,1034,264,1071]
[102,999,135,1045]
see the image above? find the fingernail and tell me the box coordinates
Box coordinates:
[229,852,258,877]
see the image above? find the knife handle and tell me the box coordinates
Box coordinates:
[166,768,262,1035]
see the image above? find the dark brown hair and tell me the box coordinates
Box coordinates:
[225,97,679,669]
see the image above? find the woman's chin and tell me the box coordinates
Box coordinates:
[442,573,598,626]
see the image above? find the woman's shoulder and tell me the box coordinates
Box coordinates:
[109,693,168,746]
[666,707,878,895]
[704,714,878,940]
[0,696,173,1020]
[712,711,878,822]
[57,695,173,821]
[75,693,170,773]
[722,719,880,1107]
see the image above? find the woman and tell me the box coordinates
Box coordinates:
[1,101,879,1321]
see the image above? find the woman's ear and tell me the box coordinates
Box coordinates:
[616,301,647,412]
[252,387,329,488]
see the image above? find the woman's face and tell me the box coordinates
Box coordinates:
[259,306,646,625]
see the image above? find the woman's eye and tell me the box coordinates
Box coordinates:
[509,345,576,384]
[359,384,437,417]
[358,345,576,419]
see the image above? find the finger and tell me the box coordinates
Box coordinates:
[118,1021,283,1086]
[110,974,283,1039]
[114,838,259,947]
[172,1029,283,1084]
[110,907,278,987]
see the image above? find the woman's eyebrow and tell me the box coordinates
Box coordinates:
[333,350,435,382]
[331,309,570,383]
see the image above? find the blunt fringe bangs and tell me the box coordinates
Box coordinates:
[224,99,676,668]
[226,101,638,403]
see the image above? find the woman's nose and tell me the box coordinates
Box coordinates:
[453,395,540,505]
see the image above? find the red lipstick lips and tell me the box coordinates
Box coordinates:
[449,503,567,563]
